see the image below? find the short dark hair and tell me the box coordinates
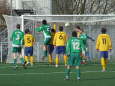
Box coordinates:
[75,25,81,30]
[16,24,20,29]
[101,28,107,34]
[59,26,63,31]
[25,29,30,34]
[42,19,47,25]
[51,28,56,33]
[72,31,77,37]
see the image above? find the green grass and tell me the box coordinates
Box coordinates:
[0,63,115,86]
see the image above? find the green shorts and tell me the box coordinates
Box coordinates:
[12,47,22,53]
[44,38,51,45]
[67,53,81,66]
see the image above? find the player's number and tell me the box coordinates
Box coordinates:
[16,34,20,40]
[72,42,80,50]
[27,38,31,43]
[59,34,63,40]
[47,27,50,32]
[102,38,106,44]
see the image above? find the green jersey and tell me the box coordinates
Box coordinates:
[79,33,87,46]
[11,29,24,47]
[66,37,84,55]
[35,24,51,38]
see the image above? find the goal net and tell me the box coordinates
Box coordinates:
[4,15,115,63]
[21,15,115,63]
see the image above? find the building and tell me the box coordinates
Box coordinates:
[8,0,52,15]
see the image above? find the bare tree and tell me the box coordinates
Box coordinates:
[0,0,8,30]
[52,0,115,14]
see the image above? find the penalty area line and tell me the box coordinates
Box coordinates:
[0,71,115,76]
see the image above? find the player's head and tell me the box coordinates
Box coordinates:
[72,31,77,37]
[42,19,47,25]
[51,28,56,33]
[101,28,107,34]
[75,25,82,32]
[59,26,63,31]
[16,24,20,29]
[25,29,30,34]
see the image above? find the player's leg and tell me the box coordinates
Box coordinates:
[55,54,59,68]
[55,46,60,67]
[75,53,81,80]
[103,51,108,71]
[62,46,67,66]
[63,54,67,66]
[24,47,29,65]
[42,38,51,61]
[64,53,73,80]
[65,65,71,80]
[29,47,34,66]
[48,54,53,64]
[12,47,18,66]
[48,45,54,64]
[76,66,80,80]
[100,51,106,72]
[101,57,106,72]
[13,53,17,65]
[18,47,24,65]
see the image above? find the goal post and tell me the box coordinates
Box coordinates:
[21,15,115,62]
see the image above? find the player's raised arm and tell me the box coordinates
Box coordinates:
[87,35,95,41]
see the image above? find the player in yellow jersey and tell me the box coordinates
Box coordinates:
[53,26,67,67]
[96,28,112,72]
[47,29,56,64]
[24,29,35,67]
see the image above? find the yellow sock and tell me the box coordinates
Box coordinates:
[56,55,59,65]
[105,58,108,65]
[25,56,29,63]
[30,56,34,65]
[64,55,67,65]
[48,54,52,64]
[101,57,106,70]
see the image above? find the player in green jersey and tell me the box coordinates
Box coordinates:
[11,24,24,68]
[35,20,51,60]
[75,26,95,64]
[65,31,84,80]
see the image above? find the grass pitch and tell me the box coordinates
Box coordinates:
[0,63,115,86]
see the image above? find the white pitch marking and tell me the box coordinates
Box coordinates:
[0,71,115,76]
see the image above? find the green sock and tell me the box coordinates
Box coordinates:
[76,69,80,78]
[20,58,24,64]
[14,59,17,65]
[65,69,70,77]
[44,50,47,57]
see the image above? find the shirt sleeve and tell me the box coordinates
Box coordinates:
[66,39,71,55]
[96,35,100,50]
[35,26,43,32]
[108,35,112,50]
[80,39,85,52]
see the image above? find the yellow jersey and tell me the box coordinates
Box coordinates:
[53,32,67,46]
[96,34,112,51]
[24,34,35,47]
